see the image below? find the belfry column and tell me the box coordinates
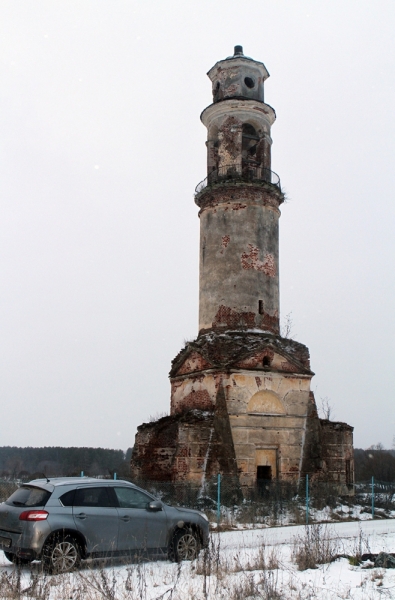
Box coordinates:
[196,45,284,336]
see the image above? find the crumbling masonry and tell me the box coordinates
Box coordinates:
[131,47,354,490]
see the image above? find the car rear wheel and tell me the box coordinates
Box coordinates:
[171,528,200,562]
[4,551,33,566]
[42,534,81,574]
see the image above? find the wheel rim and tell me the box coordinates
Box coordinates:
[177,533,198,560]
[51,541,78,573]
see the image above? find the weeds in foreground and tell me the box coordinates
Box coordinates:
[292,523,339,571]
[347,524,371,566]
[226,572,283,600]
[0,524,391,599]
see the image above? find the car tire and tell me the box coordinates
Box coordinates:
[3,551,33,566]
[170,528,200,562]
[42,534,81,574]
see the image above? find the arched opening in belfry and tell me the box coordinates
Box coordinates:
[213,80,223,102]
[242,123,259,166]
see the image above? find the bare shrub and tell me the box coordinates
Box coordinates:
[233,542,281,574]
[292,523,339,571]
[0,568,52,600]
[347,525,371,566]
[228,571,283,600]
[148,411,168,423]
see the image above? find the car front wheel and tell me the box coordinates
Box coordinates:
[171,528,200,562]
[42,534,81,574]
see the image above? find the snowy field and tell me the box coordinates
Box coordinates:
[1,519,395,599]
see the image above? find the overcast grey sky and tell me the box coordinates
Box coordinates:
[0,1,394,451]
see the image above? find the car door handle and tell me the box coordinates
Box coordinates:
[120,516,130,522]
[75,513,87,520]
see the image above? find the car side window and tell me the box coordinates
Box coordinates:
[74,487,115,507]
[59,489,75,507]
[114,487,151,509]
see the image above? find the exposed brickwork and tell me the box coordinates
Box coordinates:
[320,419,354,487]
[235,349,275,369]
[218,116,242,166]
[196,184,283,212]
[260,310,280,335]
[280,361,296,372]
[176,351,212,375]
[170,331,312,376]
[301,392,354,488]
[221,235,230,248]
[241,244,276,277]
[212,305,256,330]
[174,389,213,414]
[225,83,238,97]
[131,385,241,486]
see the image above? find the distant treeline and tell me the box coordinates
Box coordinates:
[0,446,133,480]
[2,445,395,483]
[355,447,395,482]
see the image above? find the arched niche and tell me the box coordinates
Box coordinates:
[241,122,264,168]
[247,390,285,415]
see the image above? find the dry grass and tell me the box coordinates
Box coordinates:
[0,523,381,600]
[292,523,339,571]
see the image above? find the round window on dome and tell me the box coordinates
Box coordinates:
[244,77,255,89]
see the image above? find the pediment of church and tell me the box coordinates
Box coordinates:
[170,331,313,378]
[235,349,302,374]
[174,351,213,377]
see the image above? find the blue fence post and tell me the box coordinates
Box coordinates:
[306,474,309,525]
[372,476,374,519]
[114,472,117,480]
[217,473,221,528]
[80,471,84,477]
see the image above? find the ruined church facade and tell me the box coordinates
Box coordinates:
[131,47,354,490]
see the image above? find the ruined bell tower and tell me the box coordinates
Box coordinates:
[197,44,281,337]
[131,47,354,489]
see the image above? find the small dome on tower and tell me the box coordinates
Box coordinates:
[208,46,269,103]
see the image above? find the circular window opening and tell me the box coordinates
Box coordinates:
[244,77,255,89]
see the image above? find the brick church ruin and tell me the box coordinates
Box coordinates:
[131,47,354,490]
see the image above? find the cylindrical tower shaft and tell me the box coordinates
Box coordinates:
[195,47,284,336]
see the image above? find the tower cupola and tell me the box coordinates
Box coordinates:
[208,45,269,103]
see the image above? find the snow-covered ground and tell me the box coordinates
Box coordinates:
[1,520,395,599]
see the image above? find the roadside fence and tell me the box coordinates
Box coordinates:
[1,475,394,527]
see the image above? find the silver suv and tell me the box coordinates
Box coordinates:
[0,478,209,573]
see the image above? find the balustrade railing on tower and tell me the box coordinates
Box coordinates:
[195,163,281,195]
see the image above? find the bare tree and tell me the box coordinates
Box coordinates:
[281,312,295,339]
[368,442,385,451]
[319,396,334,420]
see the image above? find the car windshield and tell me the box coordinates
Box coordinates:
[6,485,51,507]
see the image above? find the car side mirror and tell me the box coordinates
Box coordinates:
[147,500,162,512]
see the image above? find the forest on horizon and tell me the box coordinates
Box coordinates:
[2,446,395,483]
[0,446,133,480]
